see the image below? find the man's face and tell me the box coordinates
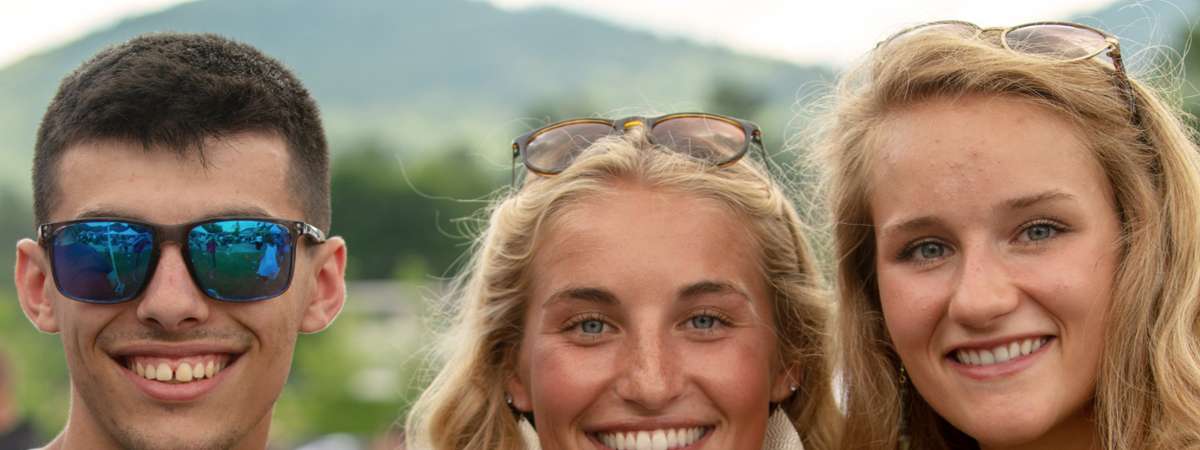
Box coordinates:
[15,132,346,450]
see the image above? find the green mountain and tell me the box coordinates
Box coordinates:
[0,0,834,192]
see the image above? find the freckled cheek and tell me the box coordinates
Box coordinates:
[683,338,775,421]
[878,273,942,355]
[527,342,615,420]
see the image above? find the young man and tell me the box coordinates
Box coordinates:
[13,33,348,450]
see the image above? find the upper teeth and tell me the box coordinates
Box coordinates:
[955,337,1047,366]
[598,427,707,450]
[130,356,228,383]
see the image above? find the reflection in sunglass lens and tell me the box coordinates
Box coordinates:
[51,221,154,303]
[524,121,614,174]
[650,116,747,165]
[1005,24,1110,60]
[188,220,293,302]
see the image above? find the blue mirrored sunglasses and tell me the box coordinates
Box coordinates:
[37,218,326,303]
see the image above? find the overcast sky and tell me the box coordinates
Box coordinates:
[1,0,1119,68]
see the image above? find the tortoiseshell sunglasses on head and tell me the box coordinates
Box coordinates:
[510,113,767,185]
[881,20,1139,123]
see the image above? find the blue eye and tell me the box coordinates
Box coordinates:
[1024,224,1057,241]
[690,315,717,329]
[579,319,606,334]
[917,242,946,260]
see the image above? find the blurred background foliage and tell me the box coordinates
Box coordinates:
[0,0,1197,448]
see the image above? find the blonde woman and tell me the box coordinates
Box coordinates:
[406,114,840,450]
[813,21,1200,449]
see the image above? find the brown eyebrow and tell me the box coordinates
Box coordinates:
[543,280,750,308]
[879,216,940,238]
[543,287,619,307]
[678,280,750,302]
[1004,190,1075,210]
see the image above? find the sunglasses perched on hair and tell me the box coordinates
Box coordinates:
[511,113,767,183]
[881,21,1139,122]
[38,218,326,304]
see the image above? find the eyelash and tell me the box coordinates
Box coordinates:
[683,309,734,332]
[561,312,612,336]
[897,238,950,264]
[895,218,1070,263]
[1016,219,1068,244]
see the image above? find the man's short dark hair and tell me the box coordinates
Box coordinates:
[33,32,330,231]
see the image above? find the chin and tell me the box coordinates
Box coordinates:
[108,418,245,450]
[957,413,1054,448]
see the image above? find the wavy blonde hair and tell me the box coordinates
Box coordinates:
[405,128,841,449]
[810,27,1200,450]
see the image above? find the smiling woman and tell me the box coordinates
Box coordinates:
[813,20,1200,450]
[405,119,840,450]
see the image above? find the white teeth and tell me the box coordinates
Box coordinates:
[598,427,707,450]
[652,431,668,450]
[994,345,1010,363]
[130,356,229,383]
[955,338,1050,367]
[155,363,172,381]
[176,363,193,382]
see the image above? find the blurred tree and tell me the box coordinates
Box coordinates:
[1182,25,1200,129]
[331,139,499,281]
[0,188,34,293]
[705,77,768,121]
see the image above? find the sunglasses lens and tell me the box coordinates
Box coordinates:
[188,220,294,302]
[650,115,748,164]
[524,121,614,174]
[1005,24,1110,60]
[51,221,154,303]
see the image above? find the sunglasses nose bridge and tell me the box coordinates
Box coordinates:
[134,245,211,330]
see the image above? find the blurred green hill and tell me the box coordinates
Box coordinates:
[0,0,834,193]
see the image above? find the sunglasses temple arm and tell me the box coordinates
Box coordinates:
[1111,52,1141,127]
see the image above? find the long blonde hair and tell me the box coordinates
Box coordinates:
[406,128,841,449]
[811,27,1200,449]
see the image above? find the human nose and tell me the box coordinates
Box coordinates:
[613,330,684,411]
[946,243,1019,328]
[136,244,210,331]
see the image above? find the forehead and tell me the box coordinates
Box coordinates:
[51,132,302,224]
[869,95,1108,211]
[532,185,764,293]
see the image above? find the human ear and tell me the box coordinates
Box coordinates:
[770,364,800,403]
[506,372,533,413]
[15,239,60,333]
[299,237,347,333]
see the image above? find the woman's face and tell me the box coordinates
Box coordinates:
[869,95,1120,449]
[509,185,793,450]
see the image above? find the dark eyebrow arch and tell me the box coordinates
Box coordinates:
[1004,190,1075,210]
[543,287,619,307]
[880,216,940,238]
[679,280,750,302]
[74,206,275,222]
[879,191,1077,238]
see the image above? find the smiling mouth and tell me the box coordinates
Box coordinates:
[594,426,712,450]
[950,336,1053,367]
[117,354,240,384]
